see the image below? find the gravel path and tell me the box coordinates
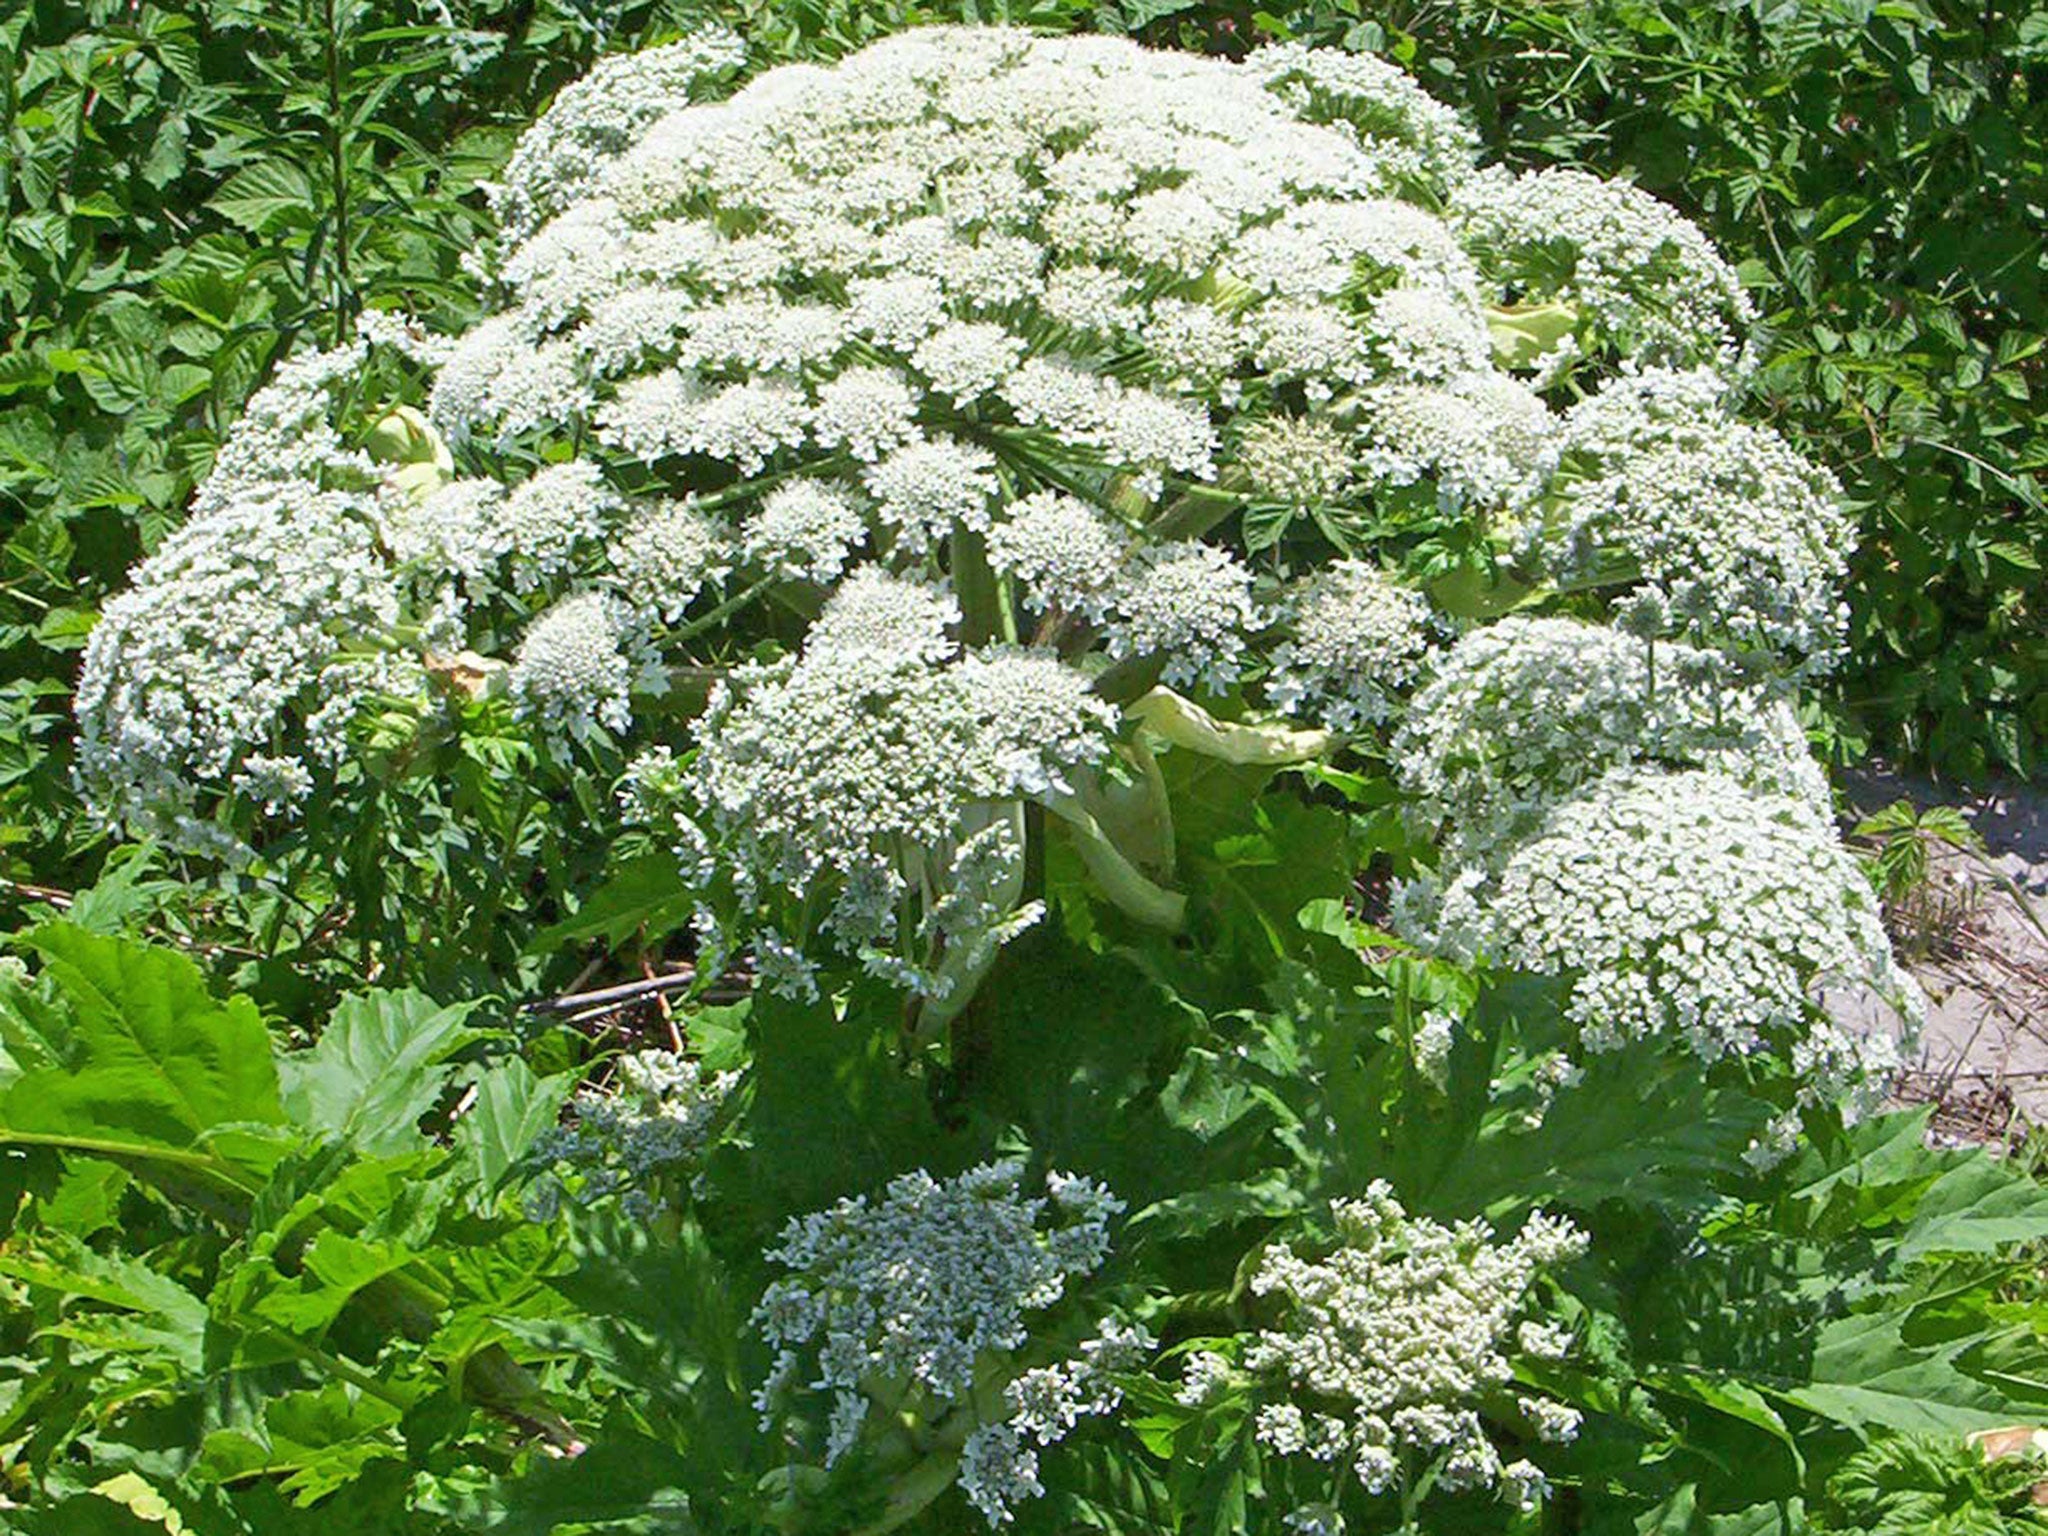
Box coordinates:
[1835,766,2048,1139]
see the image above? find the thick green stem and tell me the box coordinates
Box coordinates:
[903,803,1030,1043]
[1077,739,1175,878]
[849,1447,966,1536]
[951,525,1001,646]
[322,0,354,343]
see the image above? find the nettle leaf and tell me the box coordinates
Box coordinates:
[1124,1168,1306,1242]
[1636,1485,1807,1534]
[278,991,490,1154]
[1,924,283,1156]
[11,1493,186,1536]
[1894,1153,2048,1264]
[1778,1108,2048,1262]
[720,985,954,1226]
[207,159,317,235]
[1423,1050,1771,1222]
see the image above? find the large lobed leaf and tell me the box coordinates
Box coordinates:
[1,924,282,1156]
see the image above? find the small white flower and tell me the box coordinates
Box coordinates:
[1103,541,1261,694]
[862,435,999,553]
[811,366,921,462]
[1245,1183,1584,1512]
[1266,561,1436,732]
[741,479,867,583]
[509,591,643,737]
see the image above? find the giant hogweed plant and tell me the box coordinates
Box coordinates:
[19,25,2026,1531]
[77,27,1908,1054]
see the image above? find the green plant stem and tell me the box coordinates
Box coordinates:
[0,1131,254,1184]
[668,575,781,642]
[950,524,1001,646]
[321,0,354,343]
[255,1322,417,1412]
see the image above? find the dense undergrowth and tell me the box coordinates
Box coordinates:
[0,6,2045,1536]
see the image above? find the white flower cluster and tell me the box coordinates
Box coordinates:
[1356,369,1559,512]
[752,1160,1138,1524]
[486,27,748,250]
[1243,1182,1586,1517]
[649,570,1116,1004]
[607,497,733,622]
[1102,542,1263,694]
[1452,167,1757,370]
[739,478,868,583]
[1267,560,1438,732]
[525,1049,739,1220]
[509,590,658,741]
[73,341,421,857]
[440,25,1487,461]
[983,497,1264,694]
[961,1316,1154,1524]
[1529,369,1854,670]
[984,491,1130,619]
[1408,768,1920,1111]
[1394,616,1827,860]
[79,24,1890,1077]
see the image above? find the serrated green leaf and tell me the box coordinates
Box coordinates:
[450,1056,576,1193]
[208,160,316,234]
[530,852,695,953]
[278,990,487,1154]
[1777,1309,2044,1436]
[1,924,283,1158]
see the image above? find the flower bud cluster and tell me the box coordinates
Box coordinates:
[526,1049,738,1220]
[1240,1182,1586,1518]
[753,1160,1136,1524]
